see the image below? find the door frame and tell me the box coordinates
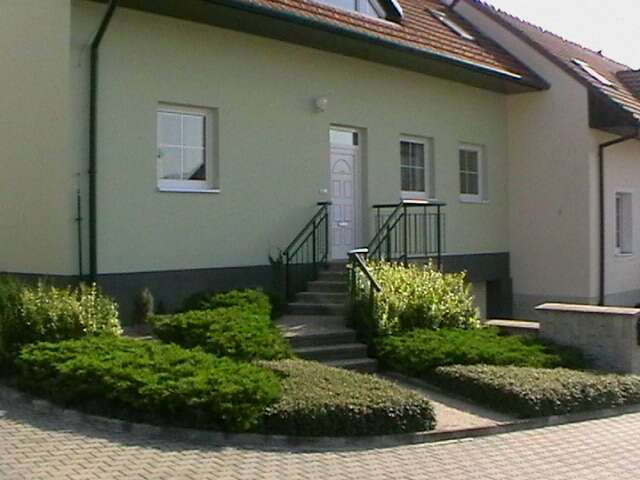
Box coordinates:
[328,125,363,260]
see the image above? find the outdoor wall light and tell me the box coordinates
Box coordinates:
[314,96,329,112]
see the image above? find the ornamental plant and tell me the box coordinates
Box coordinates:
[351,261,480,337]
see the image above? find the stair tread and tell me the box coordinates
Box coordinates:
[326,358,378,367]
[288,302,345,307]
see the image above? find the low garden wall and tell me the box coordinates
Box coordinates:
[535,303,640,373]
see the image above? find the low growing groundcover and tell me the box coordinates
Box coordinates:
[15,336,436,436]
[430,365,640,418]
[256,359,436,436]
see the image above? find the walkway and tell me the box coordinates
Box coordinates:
[1,397,638,479]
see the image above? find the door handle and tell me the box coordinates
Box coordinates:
[337,221,349,227]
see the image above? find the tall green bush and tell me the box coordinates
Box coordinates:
[351,261,480,337]
[181,289,272,316]
[0,281,122,369]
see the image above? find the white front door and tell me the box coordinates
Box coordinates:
[329,128,359,260]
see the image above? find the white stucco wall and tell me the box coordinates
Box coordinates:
[67,1,512,275]
[0,0,75,275]
[455,1,598,318]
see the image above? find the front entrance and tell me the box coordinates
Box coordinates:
[329,128,360,260]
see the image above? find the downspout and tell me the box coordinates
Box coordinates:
[598,132,638,305]
[89,0,119,283]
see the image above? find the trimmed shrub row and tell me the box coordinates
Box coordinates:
[256,359,436,436]
[430,364,640,418]
[17,336,282,431]
[151,306,292,361]
[350,261,480,339]
[181,289,272,317]
[0,279,121,371]
[376,327,587,374]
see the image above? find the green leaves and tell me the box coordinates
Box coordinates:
[376,327,587,375]
[255,359,436,436]
[16,336,282,432]
[431,365,640,417]
[351,261,480,336]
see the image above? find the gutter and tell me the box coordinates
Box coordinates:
[598,132,638,305]
[204,0,548,91]
[88,0,119,283]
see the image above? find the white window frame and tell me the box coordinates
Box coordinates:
[615,191,633,256]
[572,59,615,87]
[458,143,486,203]
[156,103,218,193]
[400,136,432,200]
[313,0,386,19]
[427,8,475,41]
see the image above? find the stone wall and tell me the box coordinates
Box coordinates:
[535,303,640,373]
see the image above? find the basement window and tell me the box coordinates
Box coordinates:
[615,192,633,255]
[572,59,615,87]
[427,8,475,41]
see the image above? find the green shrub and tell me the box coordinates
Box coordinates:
[351,261,480,337]
[376,327,587,374]
[133,288,154,325]
[255,359,435,436]
[430,365,640,417]
[0,281,121,369]
[16,336,282,431]
[181,289,271,316]
[151,307,292,361]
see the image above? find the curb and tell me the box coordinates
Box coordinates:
[2,382,640,452]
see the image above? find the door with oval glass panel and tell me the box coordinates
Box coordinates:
[329,128,360,260]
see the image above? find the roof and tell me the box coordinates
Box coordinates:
[463,0,640,124]
[239,0,544,86]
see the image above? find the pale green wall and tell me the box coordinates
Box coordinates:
[0,0,75,275]
[68,1,510,274]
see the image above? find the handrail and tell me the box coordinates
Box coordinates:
[348,249,381,292]
[282,202,332,300]
[368,199,446,267]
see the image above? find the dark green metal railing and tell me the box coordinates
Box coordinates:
[368,199,446,267]
[283,202,331,300]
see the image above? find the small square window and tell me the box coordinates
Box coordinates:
[157,104,217,192]
[400,138,432,199]
[459,144,486,203]
[615,192,633,255]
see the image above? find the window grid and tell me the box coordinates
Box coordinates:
[615,192,633,255]
[401,140,426,195]
[459,149,480,196]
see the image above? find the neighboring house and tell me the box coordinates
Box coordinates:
[449,0,640,317]
[2,0,637,320]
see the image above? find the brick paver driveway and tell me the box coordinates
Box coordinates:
[0,398,638,480]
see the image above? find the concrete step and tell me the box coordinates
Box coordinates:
[307,280,348,293]
[296,291,348,304]
[287,329,358,348]
[317,271,347,282]
[485,319,540,336]
[288,302,346,316]
[326,358,378,373]
[294,342,368,362]
[325,262,348,272]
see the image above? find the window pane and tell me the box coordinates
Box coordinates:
[400,141,410,166]
[411,143,425,168]
[158,112,181,146]
[330,129,357,146]
[401,166,412,191]
[466,173,479,194]
[183,114,205,148]
[183,148,205,180]
[158,147,182,180]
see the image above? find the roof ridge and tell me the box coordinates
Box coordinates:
[468,0,632,71]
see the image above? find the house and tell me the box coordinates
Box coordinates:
[2,0,637,321]
[448,0,640,317]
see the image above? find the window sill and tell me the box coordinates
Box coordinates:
[157,188,221,194]
[459,196,488,204]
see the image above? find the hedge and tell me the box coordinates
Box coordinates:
[0,280,121,371]
[255,359,435,436]
[150,307,292,361]
[350,261,479,339]
[376,328,587,374]
[181,289,271,317]
[430,365,640,417]
[16,336,282,431]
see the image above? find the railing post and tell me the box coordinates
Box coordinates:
[285,251,291,301]
[324,205,329,265]
[402,203,408,266]
[436,205,442,270]
[312,219,317,278]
